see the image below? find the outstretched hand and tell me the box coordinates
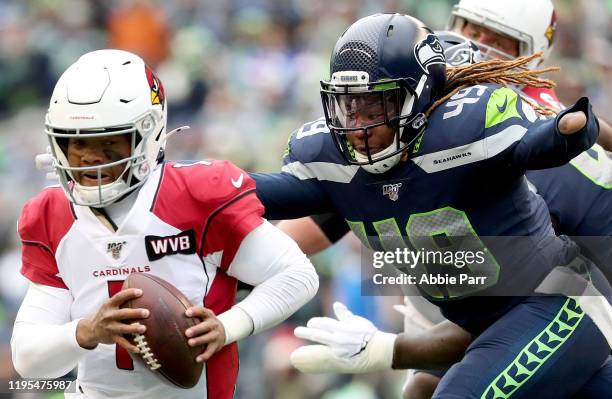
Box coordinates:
[290,302,396,374]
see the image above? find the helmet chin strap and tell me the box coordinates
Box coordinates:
[354,136,403,174]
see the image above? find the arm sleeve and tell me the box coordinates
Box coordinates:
[11,283,91,378]
[202,189,265,272]
[219,221,319,343]
[251,172,335,220]
[497,97,599,170]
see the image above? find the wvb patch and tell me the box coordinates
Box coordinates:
[145,230,196,261]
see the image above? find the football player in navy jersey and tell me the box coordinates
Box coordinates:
[274,24,612,399]
[272,28,612,399]
[274,0,612,260]
[250,13,611,398]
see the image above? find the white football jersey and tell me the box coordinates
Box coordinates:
[18,161,264,399]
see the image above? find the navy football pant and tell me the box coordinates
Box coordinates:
[428,296,611,399]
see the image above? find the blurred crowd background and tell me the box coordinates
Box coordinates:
[0,0,609,398]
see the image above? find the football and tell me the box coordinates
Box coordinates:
[122,273,204,388]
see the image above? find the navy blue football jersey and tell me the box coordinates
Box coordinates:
[527,144,612,275]
[252,84,599,332]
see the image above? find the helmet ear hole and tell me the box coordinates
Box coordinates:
[56,137,69,155]
[156,148,165,163]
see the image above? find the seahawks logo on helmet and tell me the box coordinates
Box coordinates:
[414,34,445,74]
[445,41,481,67]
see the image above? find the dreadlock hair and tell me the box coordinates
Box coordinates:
[426,52,560,117]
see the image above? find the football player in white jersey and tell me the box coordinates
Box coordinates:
[10,49,319,399]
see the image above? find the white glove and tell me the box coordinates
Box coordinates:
[291,302,396,373]
[393,296,435,332]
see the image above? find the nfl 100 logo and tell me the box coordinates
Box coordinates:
[382,183,402,201]
[107,241,127,260]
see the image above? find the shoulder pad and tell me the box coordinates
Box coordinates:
[284,117,345,165]
[18,187,74,251]
[425,83,531,150]
[161,160,257,207]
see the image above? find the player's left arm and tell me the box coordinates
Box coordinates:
[224,219,318,335]
[187,220,318,362]
[498,96,599,169]
[184,166,318,362]
[290,302,471,373]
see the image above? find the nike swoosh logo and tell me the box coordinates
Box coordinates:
[231,173,244,188]
[497,96,509,113]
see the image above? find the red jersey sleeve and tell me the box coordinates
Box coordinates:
[198,162,264,271]
[202,188,264,271]
[18,188,74,289]
[153,161,264,271]
[521,86,565,111]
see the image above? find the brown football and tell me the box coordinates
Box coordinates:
[122,273,204,388]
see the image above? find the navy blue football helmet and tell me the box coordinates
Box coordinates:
[321,14,446,173]
[435,30,482,67]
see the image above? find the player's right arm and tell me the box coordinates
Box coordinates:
[12,283,88,378]
[11,283,147,378]
[251,118,342,220]
[429,86,599,172]
[74,288,148,352]
[251,171,334,220]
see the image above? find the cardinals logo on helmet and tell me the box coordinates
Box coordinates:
[145,65,165,109]
[414,34,445,74]
[545,10,557,47]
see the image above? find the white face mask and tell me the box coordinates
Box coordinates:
[73,177,133,207]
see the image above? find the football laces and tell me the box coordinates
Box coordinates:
[133,333,161,370]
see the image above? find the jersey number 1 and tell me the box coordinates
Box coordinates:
[107,280,134,370]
